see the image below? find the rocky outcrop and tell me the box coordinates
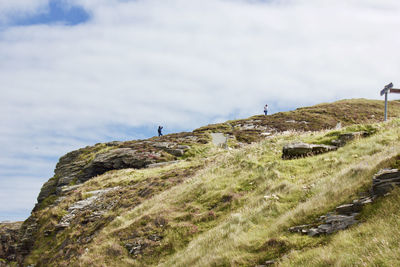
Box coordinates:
[81,148,159,181]
[282,142,337,159]
[290,169,400,237]
[0,222,22,263]
[21,138,193,265]
[36,141,192,206]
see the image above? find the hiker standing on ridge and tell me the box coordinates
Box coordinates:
[158,126,163,136]
[264,104,268,115]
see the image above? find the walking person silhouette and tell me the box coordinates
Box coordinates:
[158,126,163,136]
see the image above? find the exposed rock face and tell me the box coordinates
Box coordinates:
[56,187,119,230]
[82,148,158,181]
[36,141,192,206]
[282,142,337,159]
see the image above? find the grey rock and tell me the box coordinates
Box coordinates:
[373,169,400,181]
[307,228,320,237]
[316,224,332,233]
[282,142,337,159]
[357,197,373,205]
[324,214,358,232]
[373,183,399,196]
[336,203,362,215]
[372,169,400,196]
[211,133,228,147]
[331,131,367,147]
[58,187,118,228]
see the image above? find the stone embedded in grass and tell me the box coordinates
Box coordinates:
[335,203,362,215]
[290,168,400,238]
[331,131,367,147]
[282,142,337,159]
[301,214,359,236]
[373,169,400,181]
[372,169,400,196]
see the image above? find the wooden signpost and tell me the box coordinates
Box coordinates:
[380,82,400,121]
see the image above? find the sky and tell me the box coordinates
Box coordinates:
[1,0,400,222]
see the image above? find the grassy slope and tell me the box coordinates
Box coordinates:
[25,119,400,267]
[194,99,400,143]
[23,99,400,266]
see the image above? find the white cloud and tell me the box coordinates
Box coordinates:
[1,0,400,220]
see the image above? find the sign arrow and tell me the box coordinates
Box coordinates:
[380,82,393,96]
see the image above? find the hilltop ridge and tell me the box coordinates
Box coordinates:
[2,98,400,266]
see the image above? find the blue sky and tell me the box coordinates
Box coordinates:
[11,0,90,26]
[1,0,400,221]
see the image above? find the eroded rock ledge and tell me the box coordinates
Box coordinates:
[36,138,196,207]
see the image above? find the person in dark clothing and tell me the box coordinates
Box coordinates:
[158,126,163,136]
[264,104,268,115]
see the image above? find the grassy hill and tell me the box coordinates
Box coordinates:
[3,98,400,267]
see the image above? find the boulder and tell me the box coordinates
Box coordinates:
[282,142,337,159]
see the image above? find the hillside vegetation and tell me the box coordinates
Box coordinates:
[2,98,400,267]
